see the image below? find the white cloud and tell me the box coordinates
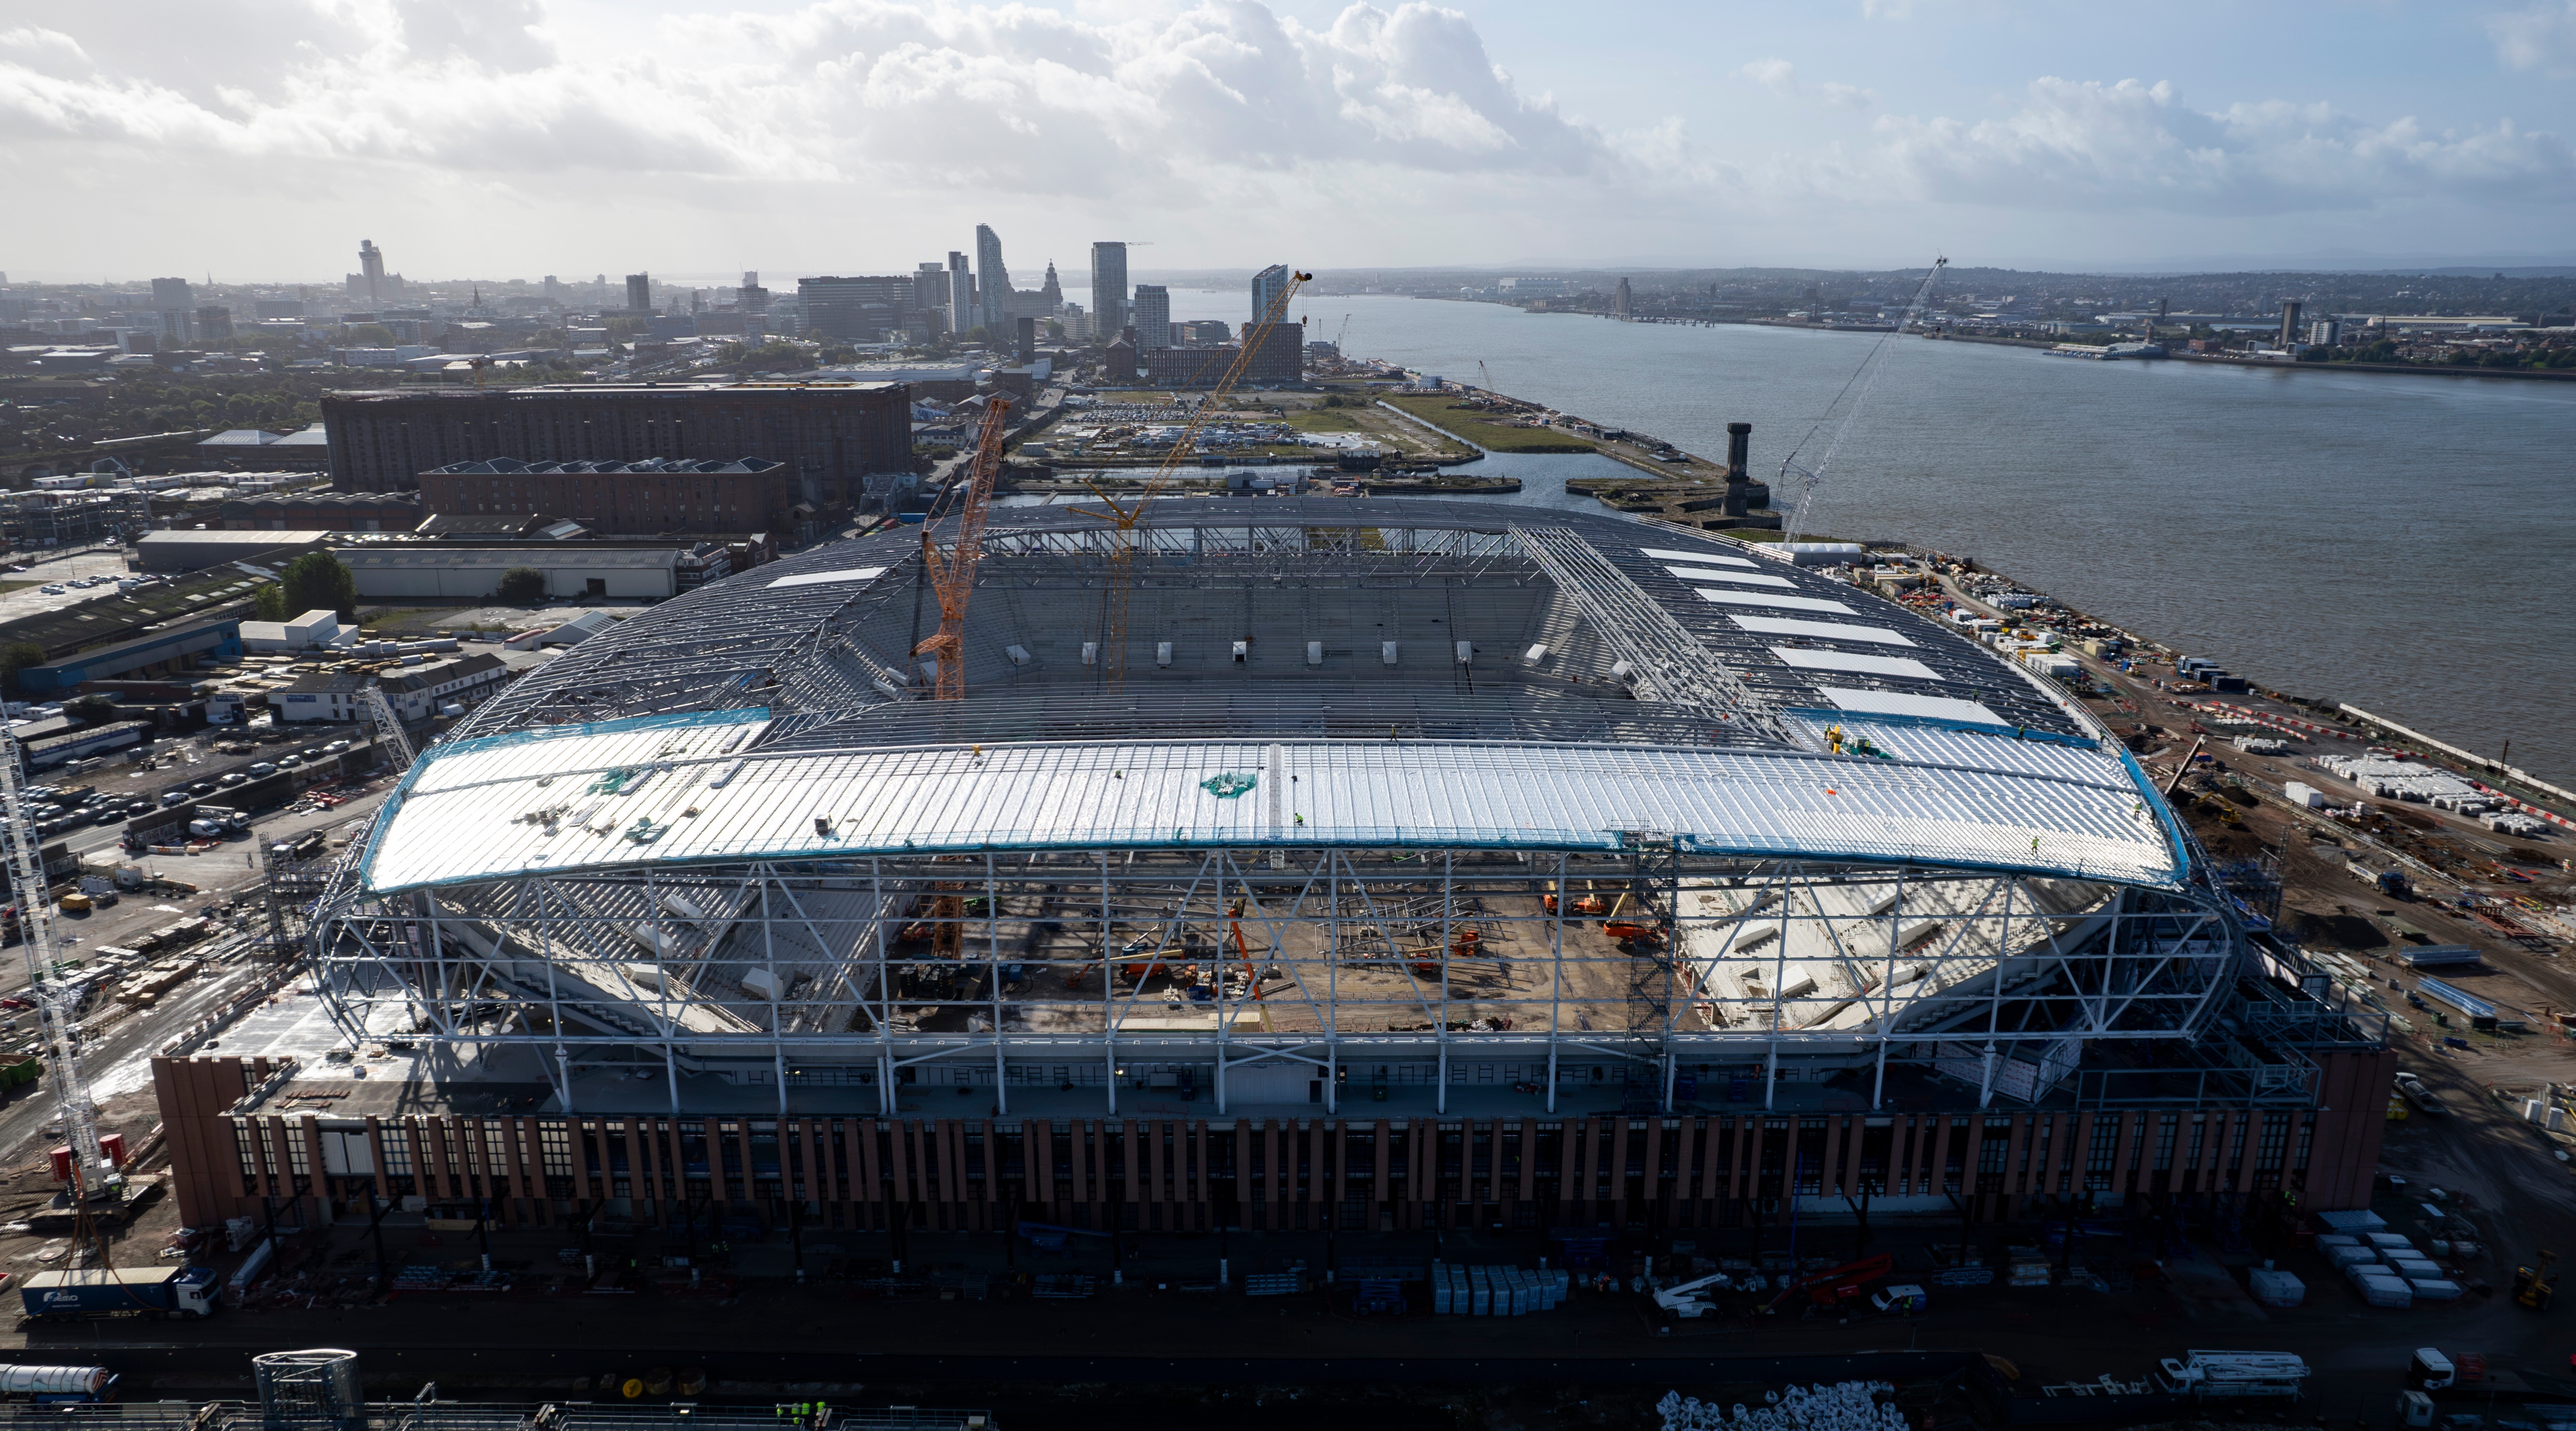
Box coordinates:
[1874,76,2575,214]
[1740,57,1796,88]
[1819,81,1874,109]
[0,0,1615,197]
[2487,1,2576,73]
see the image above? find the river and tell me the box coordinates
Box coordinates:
[1051,289,2576,787]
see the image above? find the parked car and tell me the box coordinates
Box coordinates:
[160,791,190,806]
[274,754,301,768]
[246,763,276,778]
[189,780,216,796]
[38,584,64,595]
[322,740,350,754]
[218,771,248,787]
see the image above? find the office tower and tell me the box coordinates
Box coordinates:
[1016,317,1036,363]
[798,275,914,342]
[151,277,195,343]
[626,274,653,313]
[947,252,974,336]
[975,225,1011,333]
[358,239,385,307]
[1250,263,1290,324]
[1090,242,1128,336]
[738,271,769,314]
[1131,284,1171,349]
[195,306,234,343]
[1039,261,1062,312]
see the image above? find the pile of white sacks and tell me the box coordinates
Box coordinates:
[1658,1382,1906,1431]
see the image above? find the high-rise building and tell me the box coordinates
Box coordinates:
[358,239,385,307]
[626,274,653,313]
[1039,261,1062,313]
[946,252,974,337]
[195,305,234,343]
[738,271,769,315]
[1250,263,1291,325]
[1612,277,1633,318]
[1130,285,1172,349]
[796,276,913,342]
[974,225,1011,334]
[1090,242,1128,336]
[151,277,195,343]
[2278,299,2304,348]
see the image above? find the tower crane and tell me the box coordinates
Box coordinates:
[1779,256,1945,541]
[1082,268,1311,691]
[0,738,120,1217]
[914,394,1015,700]
[1334,313,1353,354]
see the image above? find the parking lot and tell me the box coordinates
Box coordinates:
[0,543,148,623]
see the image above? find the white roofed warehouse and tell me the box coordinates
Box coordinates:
[152,500,2393,1245]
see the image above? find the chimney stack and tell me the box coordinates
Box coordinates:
[1722,422,1754,518]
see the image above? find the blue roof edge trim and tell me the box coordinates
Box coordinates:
[1783,707,2100,750]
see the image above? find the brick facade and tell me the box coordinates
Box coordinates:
[151,1050,2392,1237]
[322,384,910,505]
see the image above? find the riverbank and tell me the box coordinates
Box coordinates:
[997,471,1521,497]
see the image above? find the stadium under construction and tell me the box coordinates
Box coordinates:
[154,499,2394,1241]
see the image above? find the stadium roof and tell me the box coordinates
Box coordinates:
[368,499,2185,892]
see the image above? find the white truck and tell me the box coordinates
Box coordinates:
[2154,1351,2310,1400]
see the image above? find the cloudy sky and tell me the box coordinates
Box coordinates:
[4,0,2573,282]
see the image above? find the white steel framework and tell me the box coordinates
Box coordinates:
[298,501,2256,1121]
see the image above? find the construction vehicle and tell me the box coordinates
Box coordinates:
[1762,1252,1892,1313]
[2151,1351,2310,1400]
[2393,1071,2448,1116]
[915,396,1014,700]
[1869,1283,1927,1313]
[1651,1269,1738,1319]
[2512,1248,2558,1310]
[1084,269,1311,692]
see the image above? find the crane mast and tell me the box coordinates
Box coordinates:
[915,394,1015,700]
[1086,268,1312,691]
[0,740,116,1203]
[1780,256,1946,541]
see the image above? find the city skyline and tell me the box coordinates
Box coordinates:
[4,1,2573,280]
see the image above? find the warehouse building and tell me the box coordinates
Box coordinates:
[334,545,681,602]
[151,501,2393,1243]
[11,619,242,693]
[419,457,790,535]
[319,384,911,509]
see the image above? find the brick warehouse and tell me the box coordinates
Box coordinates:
[321,383,910,508]
[420,457,791,535]
[155,1047,2391,1236]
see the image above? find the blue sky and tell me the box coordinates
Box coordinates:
[4,0,2571,280]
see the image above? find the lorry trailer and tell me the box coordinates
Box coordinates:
[18,1266,219,1321]
[0,1366,117,1402]
[2154,1350,2310,1399]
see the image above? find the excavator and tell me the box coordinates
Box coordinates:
[2513,1248,2558,1311]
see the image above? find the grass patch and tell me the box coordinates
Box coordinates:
[0,581,41,595]
[1276,408,1367,432]
[1376,394,1595,453]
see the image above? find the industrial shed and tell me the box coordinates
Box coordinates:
[332,546,678,602]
